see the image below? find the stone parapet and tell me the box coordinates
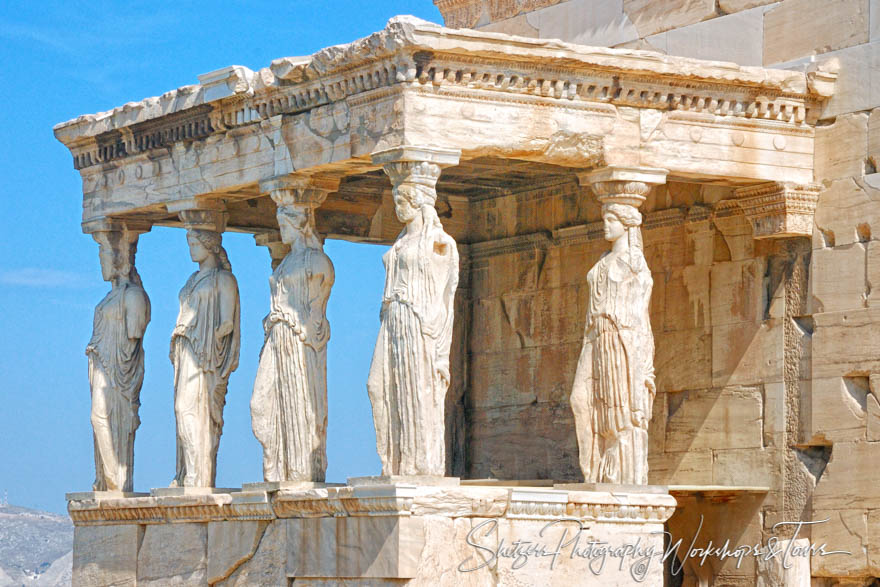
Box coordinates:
[69,483,676,585]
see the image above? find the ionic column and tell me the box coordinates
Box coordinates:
[166,199,240,488]
[251,175,338,484]
[366,146,461,477]
[571,166,667,485]
[82,218,151,494]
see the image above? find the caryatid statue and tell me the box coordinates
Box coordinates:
[251,177,338,483]
[85,222,151,492]
[367,147,461,477]
[169,207,240,488]
[571,168,666,485]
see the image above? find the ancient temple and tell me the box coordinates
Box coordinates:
[54,1,880,585]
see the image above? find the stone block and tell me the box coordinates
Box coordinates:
[869,509,880,574]
[813,441,880,510]
[712,448,777,486]
[654,328,712,392]
[217,521,285,586]
[137,523,207,586]
[810,509,869,577]
[468,349,538,409]
[207,521,267,584]
[812,308,880,378]
[623,0,717,38]
[813,178,880,249]
[763,381,785,447]
[522,0,641,47]
[530,285,584,346]
[665,387,764,452]
[712,321,784,387]
[466,402,580,481]
[478,13,539,36]
[868,108,880,170]
[709,258,764,327]
[648,447,713,485]
[763,0,869,64]
[648,5,771,66]
[718,0,776,12]
[807,377,868,443]
[868,385,880,441]
[805,41,880,119]
[72,525,141,587]
[286,516,425,579]
[814,113,868,182]
[810,244,868,314]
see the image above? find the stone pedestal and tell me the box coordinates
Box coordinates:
[68,483,675,586]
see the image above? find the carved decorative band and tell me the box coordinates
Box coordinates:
[734,182,821,239]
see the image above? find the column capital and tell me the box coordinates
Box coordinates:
[82,217,152,236]
[734,182,822,239]
[371,146,460,189]
[578,166,668,207]
[260,175,340,208]
[167,198,228,232]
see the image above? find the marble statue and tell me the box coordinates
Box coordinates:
[367,161,459,476]
[86,230,150,492]
[571,202,656,485]
[170,229,240,487]
[251,204,334,482]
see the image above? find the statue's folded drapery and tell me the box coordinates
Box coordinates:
[87,282,149,492]
[171,267,240,488]
[368,221,458,476]
[251,248,332,482]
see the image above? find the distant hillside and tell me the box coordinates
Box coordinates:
[0,504,72,587]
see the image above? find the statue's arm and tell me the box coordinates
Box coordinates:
[307,253,334,347]
[434,233,459,386]
[216,273,239,338]
[124,287,150,340]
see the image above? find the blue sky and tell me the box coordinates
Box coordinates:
[0,0,443,515]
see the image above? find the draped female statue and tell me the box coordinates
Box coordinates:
[251,204,334,482]
[570,202,656,485]
[86,230,150,492]
[170,229,240,488]
[367,161,459,476]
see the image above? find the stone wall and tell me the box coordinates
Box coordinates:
[435,0,880,583]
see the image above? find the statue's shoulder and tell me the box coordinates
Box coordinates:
[123,283,149,306]
[216,269,239,290]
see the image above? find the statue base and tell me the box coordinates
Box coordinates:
[67,482,676,586]
[150,487,240,497]
[348,474,460,486]
[241,480,344,491]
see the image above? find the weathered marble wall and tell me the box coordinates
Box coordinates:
[433,0,880,583]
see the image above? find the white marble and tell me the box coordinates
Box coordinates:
[367,148,460,477]
[252,195,334,483]
[86,228,150,493]
[170,228,240,488]
[572,170,664,485]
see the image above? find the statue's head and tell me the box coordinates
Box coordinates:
[277,204,313,245]
[187,229,222,263]
[602,203,642,243]
[94,231,136,283]
[393,182,435,224]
